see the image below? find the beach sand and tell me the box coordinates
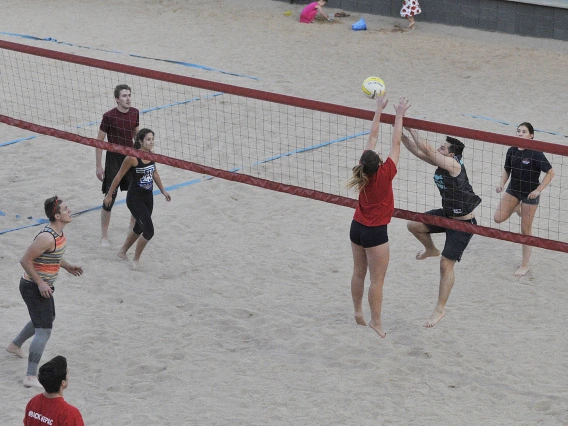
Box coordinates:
[1,1,568,424]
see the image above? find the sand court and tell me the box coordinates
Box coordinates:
[1,1,568,424]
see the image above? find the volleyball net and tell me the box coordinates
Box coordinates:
[1,39,567,252]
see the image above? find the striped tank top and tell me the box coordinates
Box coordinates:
[23,226,67,287]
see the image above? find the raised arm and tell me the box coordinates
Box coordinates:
[365,96,389,152]
[388,98,411,166]
[402,128,436,165]
[414,133,461,176]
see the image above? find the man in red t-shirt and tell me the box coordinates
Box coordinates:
[24,355,84,426]
[96,84,140,246]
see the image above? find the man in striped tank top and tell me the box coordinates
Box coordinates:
[6,196,83,388]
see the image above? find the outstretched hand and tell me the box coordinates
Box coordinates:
[394,97,411,116]
[375,95,388,111]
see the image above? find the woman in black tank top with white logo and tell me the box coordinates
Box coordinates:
[103,129,171,268]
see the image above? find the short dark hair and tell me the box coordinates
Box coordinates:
[446,136,465,156]
[38,355,67,393]
[134,128,155,149]
[44,196,62,222]
[518,122,534,136]
[114,84,132,99]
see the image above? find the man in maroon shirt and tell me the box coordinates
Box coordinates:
[24,355,84,426]
[96,84,140,246]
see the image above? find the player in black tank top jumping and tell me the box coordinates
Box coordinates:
[103,129,171,269]
[401,130,481,328]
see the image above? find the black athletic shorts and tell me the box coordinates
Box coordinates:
[424,209,475,262]
[350,220,388,248]
[505,187,540,205]
[19,278,55,329]
[102,151,131,194]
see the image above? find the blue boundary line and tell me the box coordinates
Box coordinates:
[462,114,568,138]
[0,130,367,235]
[0,135,36,147]
[1,93,223,147]
[0,32,260,81]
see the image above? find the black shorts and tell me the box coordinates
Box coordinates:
[102,152,131,194]
[424,209,475,262]
[19,278,55,329]
[505,187,540,205]
[350,220,388,248]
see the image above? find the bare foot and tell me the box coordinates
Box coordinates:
[424,308,445,328]
[408,21,415,29]
[131,260,142,271]
[23,376,43,389]
[369,321,386,338]
[416,248,440,260]
[6,343,25,358]
[514,265,529,277]
[117,251,129,261]
[101,238,110,247]
[354,312,367,326]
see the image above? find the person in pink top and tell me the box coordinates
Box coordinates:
[346,96,411,338]
[300,0,330,23]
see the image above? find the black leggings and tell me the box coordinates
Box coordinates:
[127,189,154,240]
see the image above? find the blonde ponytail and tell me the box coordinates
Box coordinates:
[346,164,370,193]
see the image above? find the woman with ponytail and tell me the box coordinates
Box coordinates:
[346,96,410,338]
[104,128,171,268]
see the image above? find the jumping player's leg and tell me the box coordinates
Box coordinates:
[424,223,474,328]
[516,202,539,277]
[424,256,455,328]
[407,220,440,260]
[350,242,368,326]
[365,242,390,337]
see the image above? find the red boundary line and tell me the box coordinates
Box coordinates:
[2,114,567,253]
[1,39,567,156]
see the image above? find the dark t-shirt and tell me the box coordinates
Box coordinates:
[99,107,139,148]
[504,147,552,195]
[24,394,84,426]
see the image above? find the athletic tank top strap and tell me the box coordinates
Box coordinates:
[23,226,67,287]
[434,157,481,217]
[129,158,156,191]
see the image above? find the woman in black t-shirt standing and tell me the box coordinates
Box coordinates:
[494,122,554,277]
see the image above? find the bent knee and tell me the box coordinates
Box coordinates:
[493,213,505,224]
[407,221,426,233]
[142,227,154,241]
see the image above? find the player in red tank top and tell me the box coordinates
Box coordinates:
[347,96,411,338]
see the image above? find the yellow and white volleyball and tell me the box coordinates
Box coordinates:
[362,76,386,99]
